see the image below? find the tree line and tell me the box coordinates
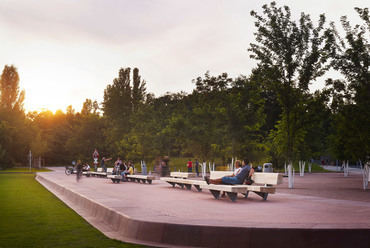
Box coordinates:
[0,2,368,169]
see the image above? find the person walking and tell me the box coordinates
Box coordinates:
[76,160,83,181]
[187,159,193,173]
[194,159,200,177]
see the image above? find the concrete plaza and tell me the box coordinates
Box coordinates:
[36,167,370,248]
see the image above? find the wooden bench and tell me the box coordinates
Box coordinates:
[160,171,228,192]
[107,174,156,184]
[127,174,156,184]
[91,168,113,177]
[200,172,283,202]
[170,172,195,178]
[107,175,122,183]
[160,177,207,191]
[82,171,92,177]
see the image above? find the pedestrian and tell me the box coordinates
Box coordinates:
[76,160,83,181]
[160,156,170,177]
[187,159,193,173]
[101,157,112,173]
[194,158,200,177]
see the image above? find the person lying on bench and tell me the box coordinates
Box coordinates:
[204,158,254,185]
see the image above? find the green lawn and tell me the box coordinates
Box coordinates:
[0,167,52,173]
[0,174,146,248]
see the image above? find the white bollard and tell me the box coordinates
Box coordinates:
[344,160,349,177]
[308,163,312,174]
[288,162,294,188]
[284,162,287,176]
[299,161,303,177]
[363,163,369,190]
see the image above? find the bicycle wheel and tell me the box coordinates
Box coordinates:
[65,169,71,175]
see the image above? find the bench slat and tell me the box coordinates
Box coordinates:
[170,172,195,178]
[127,175,156,180]
[252,173,283,185]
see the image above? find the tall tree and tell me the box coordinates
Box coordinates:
[0,65,30,168]
[249,2,334,163]
[102,67,147,157]
[327,7,369,161]
[0,65,25,112]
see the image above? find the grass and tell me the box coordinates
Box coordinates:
[0,167,52,172]
[0,174,146,248]
[275,162,334,173]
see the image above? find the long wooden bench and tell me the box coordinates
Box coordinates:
[107,174,156,184]
[107,175,122,183]
[82,171,92,177]
[160,177,207,191]
[127,174,156,184]
[200,172,283,202]
[160,171,230,192]
[91,168,113,177]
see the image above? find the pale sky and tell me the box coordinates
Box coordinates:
[0,0,367,113]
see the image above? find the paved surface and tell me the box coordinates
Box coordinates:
[36,167,370,248]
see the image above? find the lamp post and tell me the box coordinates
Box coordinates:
[28,151,32,172]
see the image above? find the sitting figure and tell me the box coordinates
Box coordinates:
[204,158,254,185]
[82,163,91,172]
[112,161,121,175]
[121,163,133,181]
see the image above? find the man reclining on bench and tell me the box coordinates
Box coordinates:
[204,158,254,185]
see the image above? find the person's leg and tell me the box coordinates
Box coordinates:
[204,176,222,184]
[220,176,240,185]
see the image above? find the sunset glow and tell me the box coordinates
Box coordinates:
[1,0,367,113]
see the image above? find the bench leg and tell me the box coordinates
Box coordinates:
[254,192,269,200]
[142,179,147,183]
[243,191,249,198]
[184,184,192,190]
[167,182,176,187]
[226,192,238,202]
[209,190,221,199]
[148,180,152,184]
[194,185,202,192]
[177,183,184,189]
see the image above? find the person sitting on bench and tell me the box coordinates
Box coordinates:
[204,158,254,185]
[121,163,133,181]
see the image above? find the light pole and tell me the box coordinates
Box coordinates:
[28,151,32,172]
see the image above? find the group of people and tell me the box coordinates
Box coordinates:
[74,148,135,182]
[111,157,134,181]
[77,148,253,185]
[93,149,135,181]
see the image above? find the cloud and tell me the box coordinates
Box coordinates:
[0,0,368,112]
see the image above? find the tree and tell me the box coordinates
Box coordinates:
[0,65,30,167]
[326,7,370,161]
[249,2,334,163]
[0,65,25,112]
[102,67,147,156]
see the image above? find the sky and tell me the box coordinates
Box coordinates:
[0,0,368,113]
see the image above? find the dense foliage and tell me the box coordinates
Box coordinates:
[0,3,368,169]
